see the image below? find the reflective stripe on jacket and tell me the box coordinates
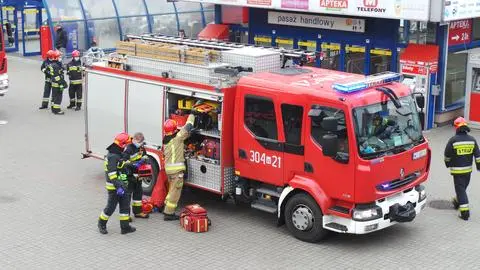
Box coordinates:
[164,114,195,175]
[444,132,480,175]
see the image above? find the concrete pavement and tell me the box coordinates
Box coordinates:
[1,56,480,270]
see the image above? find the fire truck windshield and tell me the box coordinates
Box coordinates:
[353,95,424,159]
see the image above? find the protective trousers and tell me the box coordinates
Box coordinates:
[128,179,143,215]
[68,84,82,109]
[99,190,131,229]
[51,86,63,113]
[163,171,184,215]
[41,81,52,107]
[454,174,471,211]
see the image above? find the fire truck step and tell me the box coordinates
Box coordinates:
[251,201,278,214]
[324,222,348,232]
[255,187,281,198]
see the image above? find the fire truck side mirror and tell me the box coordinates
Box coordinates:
[415,95,425,110]
[322,134,338,157]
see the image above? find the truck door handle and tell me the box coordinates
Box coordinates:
[239,149,247,159]
[304,162,313,173]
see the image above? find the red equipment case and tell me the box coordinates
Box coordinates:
[180,204,210,233]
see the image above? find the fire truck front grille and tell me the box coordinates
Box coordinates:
[376,172,420,192]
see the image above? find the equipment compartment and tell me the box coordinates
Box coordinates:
[186,158,222,193]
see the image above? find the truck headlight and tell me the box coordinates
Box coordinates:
[415,185,426,202]
[352,205,383,221]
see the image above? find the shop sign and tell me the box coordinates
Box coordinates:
[247,0,272,6]
[320,0,348,10]
[401,64,428,76]
[281,0,309,10]
[182,0,430,21]
[443,0,480,21]
[448,19,472,46]
[268,11,365,33]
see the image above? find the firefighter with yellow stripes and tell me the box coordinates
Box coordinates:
[444,117,480,221]
[162,114,195,221]
[47,50,67,115]
[123,132,150,219]
[66,50,83,111]
[98,133,137,234]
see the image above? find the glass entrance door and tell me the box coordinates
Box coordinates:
[254,35,272,47]
[2,6,18,52]
[320,42,340,70]
[22,8,42,56]
[345,44,365,74]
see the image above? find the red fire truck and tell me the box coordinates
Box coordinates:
[83,35,430,242]
[0,28,9,97]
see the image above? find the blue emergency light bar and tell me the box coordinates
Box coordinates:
[333,72,403,93]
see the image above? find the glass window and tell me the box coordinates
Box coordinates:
[473,18,480,41]
[244,96,278,140]
[352,96,423,159]
[151,14,178,36]
[320,42,340,71]
[310,106,348,154]
[202,3,215,11]
[82,0,116,19]
[345,45,366,74]
[87,19,120,49]
[472,68,480,93]
[445,52,468,106]
[174,2,202,12]
[119,16,149,36]
[275,37,294,49]
[254,35,272,47]
[145,0,175,14]
[114,0,147,16]
[45,0,84,21]
[282,104,303,145]
[204,11,215,25]
[408,21,436,44]
[370,49,392,73]
[178,12,203,38]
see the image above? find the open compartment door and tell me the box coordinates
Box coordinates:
[84,71,127,159]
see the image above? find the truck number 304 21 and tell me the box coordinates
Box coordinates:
[249,150,281,168]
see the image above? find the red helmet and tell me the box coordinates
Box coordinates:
[51,50,61,60]
[46,50,55,59]
[72,50,80,57]
[454,117,468,129]
[114,132,132,148]
[163,119,178,136]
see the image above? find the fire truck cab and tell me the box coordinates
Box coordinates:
[84,36,429,242]
[233,70,429,242]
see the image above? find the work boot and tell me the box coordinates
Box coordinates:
[135,212,150,219]
[452,198,459,210]
[460,210,470,221]
[39,101,49,110]
[53,109,65,115]
[75,105,81,111]
[163,213,180,221]
[98,219,108,235]
[67,100,75,109]
[121,225,137,234]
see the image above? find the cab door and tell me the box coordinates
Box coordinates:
[304,103,354,201]
[235,92,284,186]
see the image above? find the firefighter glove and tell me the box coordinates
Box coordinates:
[116,186,125,197]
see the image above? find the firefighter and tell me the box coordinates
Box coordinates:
[66,50,83,111]
[98,132,137,235]
[444,117,480,221]
[123,132,150,219]
[162,114,195,221]
[48,50,67,115]
[39,50,55,110]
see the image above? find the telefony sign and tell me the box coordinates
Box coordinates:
[267,11,365,32]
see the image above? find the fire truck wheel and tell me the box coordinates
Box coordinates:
[141,156,159,196]
[284,193,327,243]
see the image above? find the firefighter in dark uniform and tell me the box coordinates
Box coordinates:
[48,50,67,115]
[123,132,150,219]
[66,50,83,111]
[98,132,137,235]
[39,50,55,110]
[444,117,480,220]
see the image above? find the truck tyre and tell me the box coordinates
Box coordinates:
[284,193,327,243]
[142,155,159,196]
